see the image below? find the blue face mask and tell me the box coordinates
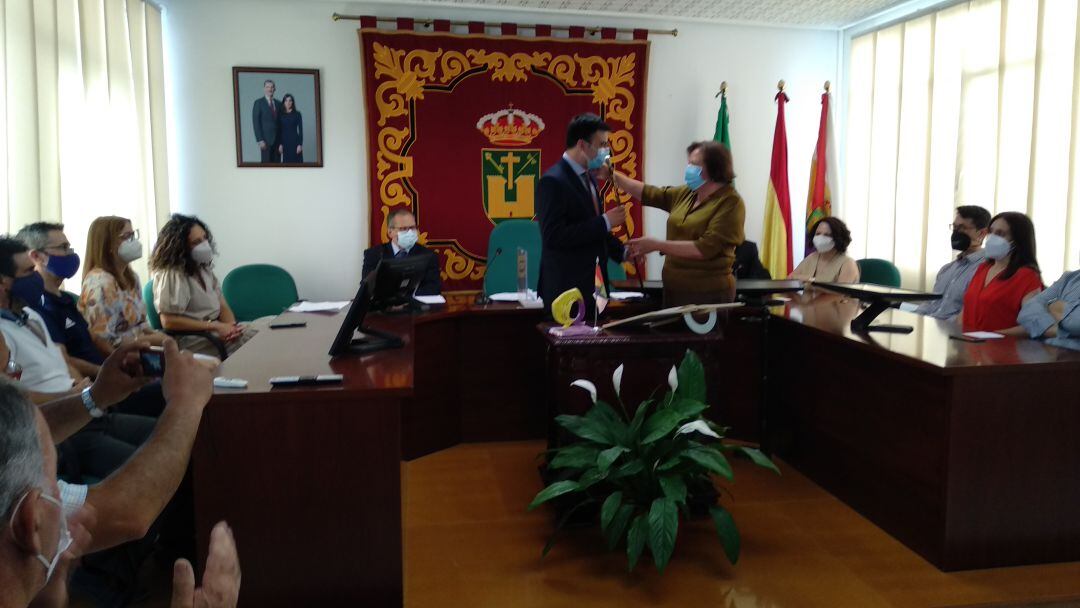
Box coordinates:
[684,164,706,190]
[44,253,80,280]
[587,146,611,170]
[10,272,45,307]
[397,229,418,251]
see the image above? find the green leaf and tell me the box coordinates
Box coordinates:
[641,408,686,444]
[578,467,609,490]
[605,504,634,551]
[627,398,654,439]
[587,400,629,439]
[647,497,679,573]
[658,475,687,505]
[657,455,681,472]
[610,458,645,480]
[683,447,734,481]
[549,444,602,470]
[736,446,781,475]
[542,498,596,557]
[528,480,581,510]
[597,446,629,473]
[710,506,741,565]
[626,514,650,572]
[670,398,709,422]
[555,414,616,446]
[675,350,706,403]
[600,491,623,532]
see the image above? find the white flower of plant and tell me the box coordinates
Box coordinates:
[667,365,678,393]
[677,420,720,439]
[612,364,624,398]
[570,379,597,404]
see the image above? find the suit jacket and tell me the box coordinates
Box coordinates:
[733,240,772,280]
[361,243,442,296]
[536,157,624,317]
[252,97,284,146]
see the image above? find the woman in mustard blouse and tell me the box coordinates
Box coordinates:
[607,141,746,306]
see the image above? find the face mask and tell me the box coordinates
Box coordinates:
[9,491,72,585]
[813,235,836,253]
[190,241,214,265]
[396,229,418,251]
[983,234,1012,260]
[684,164,706,191]
[587,145,610,171]
[118,239,143,263]
[10,272,45,306]
[44,253,80,280]
[950,230,972,252]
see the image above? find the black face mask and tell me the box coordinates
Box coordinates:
[951,230,972,252]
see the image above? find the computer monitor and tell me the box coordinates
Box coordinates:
[328,272,405,357]
[814,282,941,333]
[369,254,430,311]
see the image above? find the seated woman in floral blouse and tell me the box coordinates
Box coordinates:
[79,216,167,353]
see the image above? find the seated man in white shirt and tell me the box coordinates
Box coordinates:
[0,236,153,484]
[914,205,991,320]
[0,347,240,608]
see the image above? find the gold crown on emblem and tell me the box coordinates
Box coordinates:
[476,106,545,146]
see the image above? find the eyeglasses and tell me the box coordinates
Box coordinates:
[119,229,140,242]
[41,245,76,255]
[390,226,417,232]
[948,223,976,233]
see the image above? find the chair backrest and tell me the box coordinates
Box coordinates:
[484,220,542,296]
[856,258,902,288]
[607,259,627,282]
[222,264,300,322]
[143,279,162,330]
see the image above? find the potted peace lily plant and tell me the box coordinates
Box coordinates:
[529,350,779,572]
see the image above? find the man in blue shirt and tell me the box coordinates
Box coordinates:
[914,205,990,320]
[16,223,164,419]
[1019,268,1080,351]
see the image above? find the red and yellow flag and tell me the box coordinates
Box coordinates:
[805,89,836,254]
[762,90,793,278]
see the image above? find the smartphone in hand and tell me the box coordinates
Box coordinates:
[139,349,166,377]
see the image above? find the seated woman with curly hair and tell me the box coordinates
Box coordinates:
[149,214,256,357]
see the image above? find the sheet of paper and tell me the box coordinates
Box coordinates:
[287,301,350,313]
[963,331,1005,339]
[414,295,447,305]
[897,302,919,312]
[610,291,645,300]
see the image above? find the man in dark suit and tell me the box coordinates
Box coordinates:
[252,79,283,163]
[361,208,442,295]
[537,113,627,319]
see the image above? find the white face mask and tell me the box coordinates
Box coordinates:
[983,233,1013,260]
[813,235,835,253]
[10,490,72,585]
[190,241,214,265]
[396,228,418,250]
[117,239,143,263]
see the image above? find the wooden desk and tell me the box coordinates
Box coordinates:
[193,295,656,607]
[768,292,1080,570]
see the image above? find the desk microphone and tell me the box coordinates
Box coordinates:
[476,247,503,305]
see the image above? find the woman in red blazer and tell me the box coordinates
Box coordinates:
[960,211,1043,335]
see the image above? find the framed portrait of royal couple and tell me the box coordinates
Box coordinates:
[232,67,323,167]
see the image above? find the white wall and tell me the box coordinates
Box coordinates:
[160,0,838,299]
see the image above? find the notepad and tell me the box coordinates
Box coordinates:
[287,301,350,313]
[610,291,645,300]
[414,295,447,305]
[963,331,1005,339]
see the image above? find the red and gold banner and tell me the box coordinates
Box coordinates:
[359,30,649,291]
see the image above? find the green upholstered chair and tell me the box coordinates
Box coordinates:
[484,220,542,296]
[222,264,299,322]
[856,258,902,288]
[607,259,627,282]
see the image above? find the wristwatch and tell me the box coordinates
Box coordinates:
[80,386,105,418]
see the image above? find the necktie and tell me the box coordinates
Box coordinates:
[270,98,277,118]
[583,172,601,216]
[395,249,408,259]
